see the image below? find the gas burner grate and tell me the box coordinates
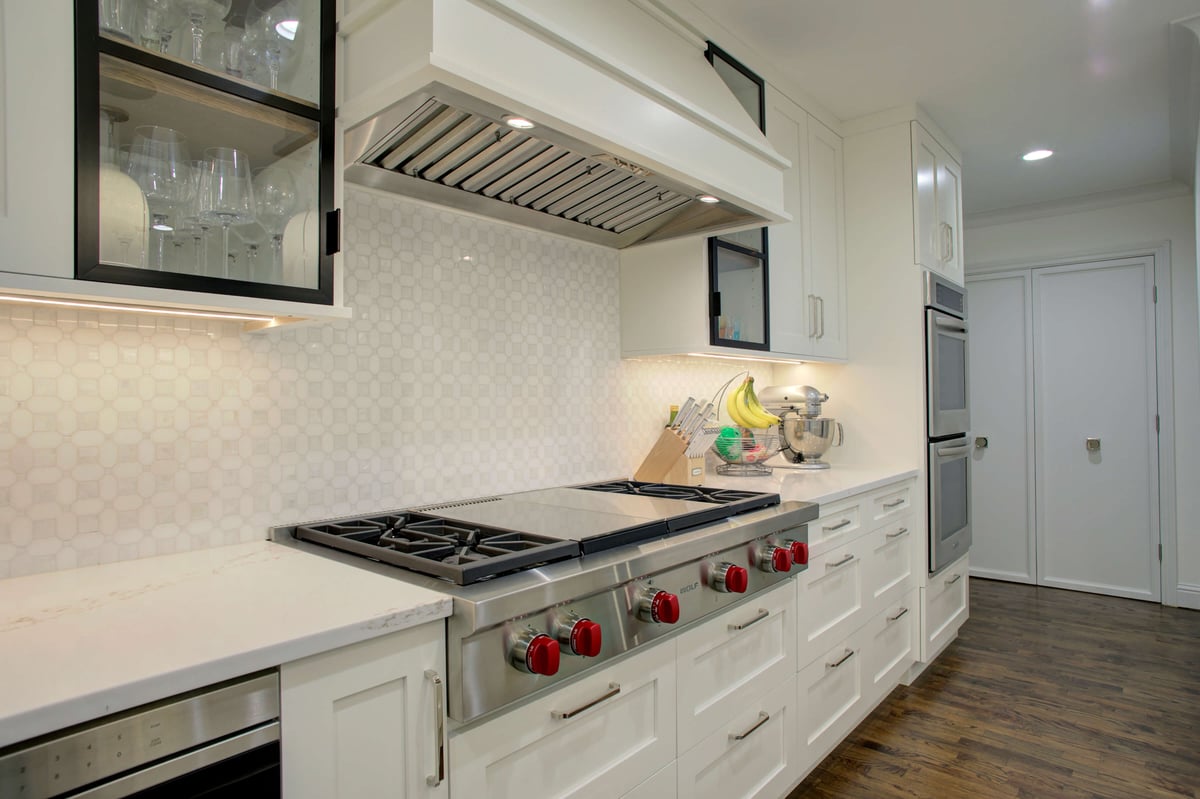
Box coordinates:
[578,480,772,506]
[294,512,579,585]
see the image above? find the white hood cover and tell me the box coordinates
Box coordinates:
[340,0,790,247]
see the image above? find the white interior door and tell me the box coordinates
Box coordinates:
[1032,257,1160,601]
[966,271,1035,583]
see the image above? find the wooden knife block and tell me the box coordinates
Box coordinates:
[634,429,704,485]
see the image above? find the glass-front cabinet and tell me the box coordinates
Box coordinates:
[78,0,336,305]
[708,228,769,350]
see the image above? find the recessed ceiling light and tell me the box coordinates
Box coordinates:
[696,194,720,204]
[504,116,535,130]
[1022,149,1053,161]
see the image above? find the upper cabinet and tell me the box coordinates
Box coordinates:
[911,121,963,284]
[0,0,348,325]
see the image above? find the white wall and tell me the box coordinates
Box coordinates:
[965,193,1200,607]
[0,186,773,579]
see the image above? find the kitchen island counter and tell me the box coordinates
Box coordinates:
[0,541,451,749]
[703,463,919,507]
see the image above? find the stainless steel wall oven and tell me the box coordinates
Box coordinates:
[924,271,971,573]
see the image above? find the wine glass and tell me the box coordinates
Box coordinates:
[174,0,231,66]
[127,126,193,269]
[251,0,300,91]
[137,0,180,53]
[198,147,255,278]
[252,163,297,282]
[175,159,211,274]
[233,221,268,281]
[100,0,137,42]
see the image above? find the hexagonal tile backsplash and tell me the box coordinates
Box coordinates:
[0,187,773,578]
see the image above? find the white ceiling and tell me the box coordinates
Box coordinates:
[689,0,1200,216]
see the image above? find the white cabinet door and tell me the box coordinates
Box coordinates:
[622,762,677,799]
[0,0,74,279]
[966,271,1036,583]
[805,115,846,359]
[797,536,867,667]
[676,581,796,753]
[280,622,448,799]
[796,632,864,770]
[864,515,915,614]
[449,639,676,799]
[861,589,918,706]
[937,155,964,282]
[911,122,963,284]
[677,676,799,799]
[764,86,811,357]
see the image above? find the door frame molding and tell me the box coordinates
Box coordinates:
[965,241,1178,607]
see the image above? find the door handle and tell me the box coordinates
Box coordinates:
[1086,437,1101,452]
[424,670,445,787]
[552,683,622,720]
[975,436,989,449]
[729,711,770,741]
[808,294,818,338]
[817,295,825,339]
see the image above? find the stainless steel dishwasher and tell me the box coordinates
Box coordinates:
[0,671,280,798]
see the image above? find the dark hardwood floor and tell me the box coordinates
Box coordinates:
[788,578,1200,799]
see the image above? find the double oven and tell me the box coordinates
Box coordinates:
[924,272,971,573]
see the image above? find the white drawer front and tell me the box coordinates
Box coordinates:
[677,676,799,799]
[862,590,918,706]
[865,515,916,614]
[797,540,865,667]
[797,635,863,761]
[622,762,677,799]
[808,499,863,556]
[923,555,970,661]
[449,639,676,799]
[676,581,797,753]
[868,482,914,526]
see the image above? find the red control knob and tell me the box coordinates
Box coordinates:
[710,562,749,594]
[652,591,680,624]
[638,588,680,624]
[757,545,792,573]
[569,619,603,658]
[788,540,809,566]
[525,635,560,675]
[511,631,560,675]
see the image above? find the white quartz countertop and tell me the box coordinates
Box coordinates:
[0,541,451,749]
[703,463,920,508]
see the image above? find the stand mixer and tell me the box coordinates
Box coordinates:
[757,385,844,469]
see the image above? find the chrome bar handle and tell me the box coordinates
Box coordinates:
[728,608,770,631]
[808,295,818,338]
[424,670,445,788]
[823,518,852,532]
[826,553,855,570]
[883,498,905,509]
[886,527,909,539]
[887,607,910,623]
[729,711,770,741]
[826,649,856,669]
[552,683,622,720]
[817,295,825,339]
[946,573,963,586]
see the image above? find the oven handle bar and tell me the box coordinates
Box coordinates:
[425,670,445,787]
[71,723,279,799]
[935,443,971,458]
[552,683,622,720]
[933,316,968,333]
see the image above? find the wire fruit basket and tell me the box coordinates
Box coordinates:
[711,426,783,476]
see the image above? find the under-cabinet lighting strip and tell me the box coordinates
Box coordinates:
[685,352,806,365]
[0,294,275,323]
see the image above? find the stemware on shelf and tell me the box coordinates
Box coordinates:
[137,0,181,54]
[99,0,137,42]
[127,126,193,269]
[198,147,255,278]
[174,159,210,274]
[251,0,300,91]
[98,106,149,269]
[174,0,232,66]
[252,163,298,283]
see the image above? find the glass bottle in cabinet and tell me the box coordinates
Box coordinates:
[78,0,336,305]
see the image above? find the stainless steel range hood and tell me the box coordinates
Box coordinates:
[340,0,791,248]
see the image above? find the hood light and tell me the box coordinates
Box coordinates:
[1022,149,1053,161]
[696,194,720,204]
[504,116,536,130]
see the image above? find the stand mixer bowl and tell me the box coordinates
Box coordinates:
[779,416,843,469]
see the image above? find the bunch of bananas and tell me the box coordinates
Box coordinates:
[725,377,782,429]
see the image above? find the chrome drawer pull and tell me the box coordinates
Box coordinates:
[552,683,621,720]
[883,498,905,509]
[729,608,770,631]
[886,527,909,539]
[729,711,770,741]
[826,649,856,669]
[826,553,856,570]
[887,607,910,623]
[424,670,445,787]
[823,518,852,532]
[946,573,963,586]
